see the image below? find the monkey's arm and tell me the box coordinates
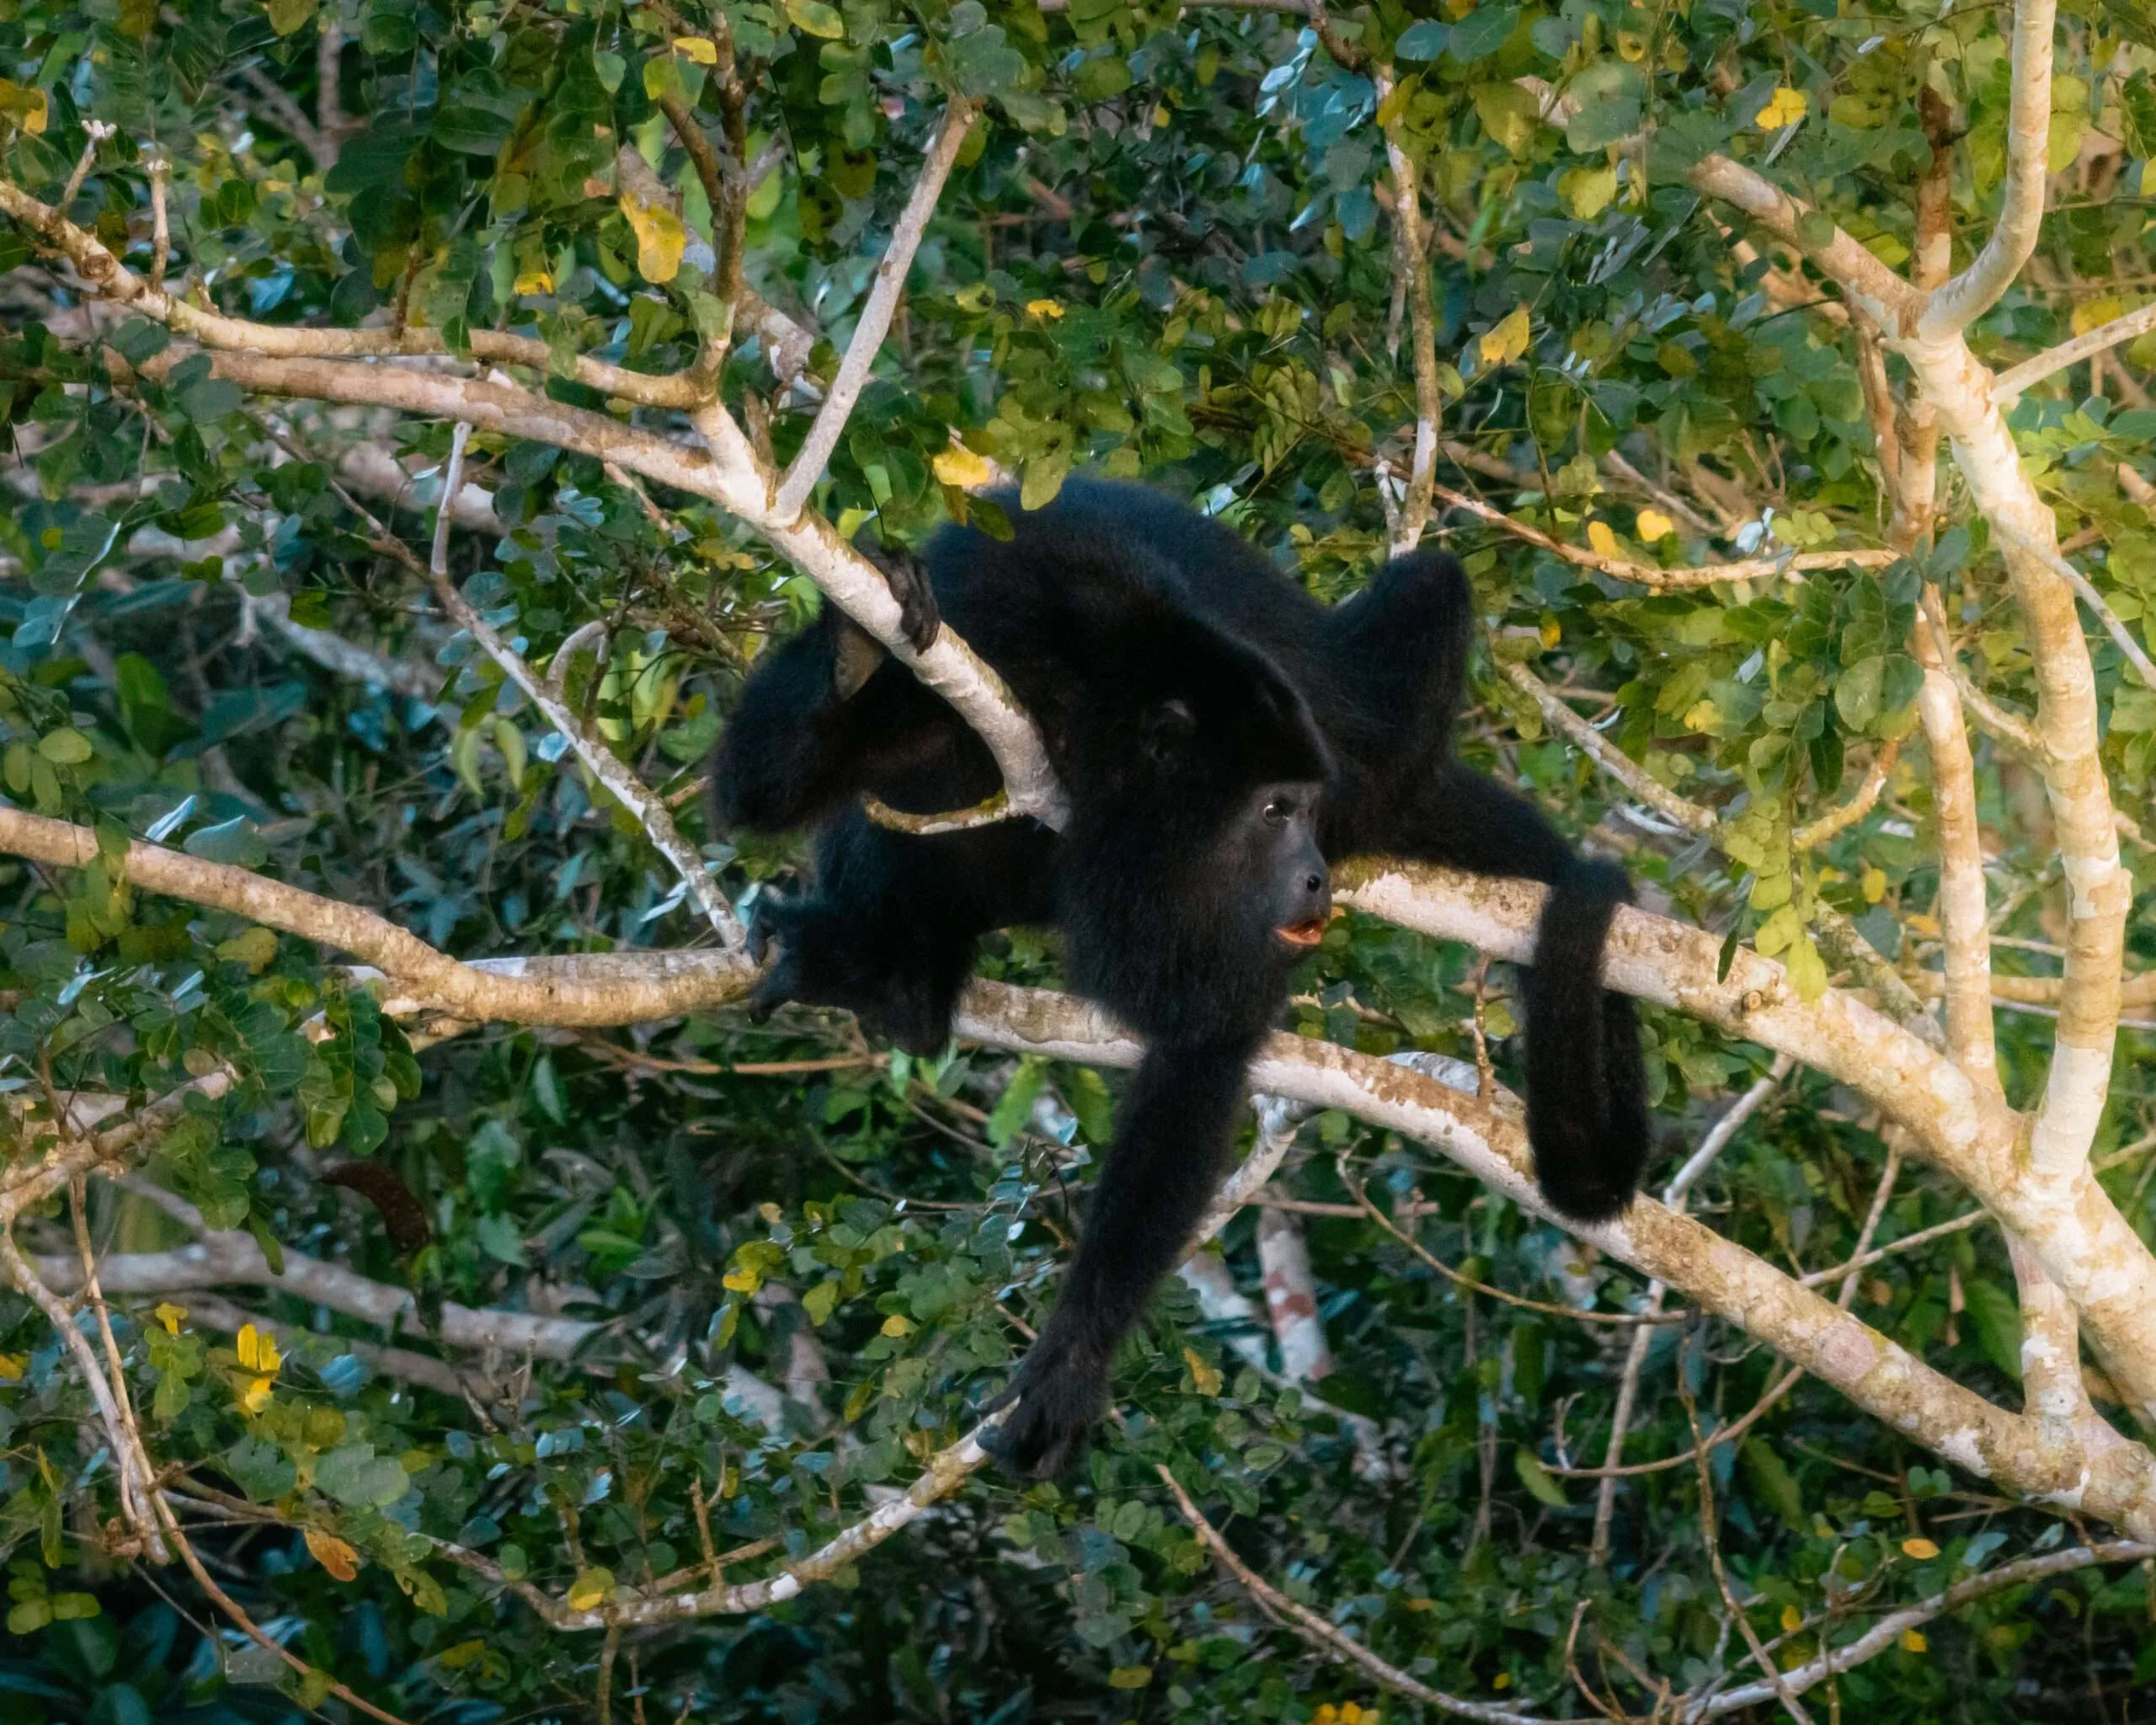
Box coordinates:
[991,1035,1257,1476]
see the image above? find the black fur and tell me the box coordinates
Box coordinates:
[712,478,1650,1472]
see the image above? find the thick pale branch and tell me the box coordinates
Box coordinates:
[1685,155,1924,335]
[1335,860,2156,1428]
[1920,0,2057,337]
[0,805,754,1023]
[964,980,2156,1538]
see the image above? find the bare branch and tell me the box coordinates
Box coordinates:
[1697,1540,2154,1717]
[1436,483,1897,589]
[1993,518,2156,691]
[0,805,754,1023]
[1158,1463,1561,1724]
[1374,66,1438,553]
[1992,300,2156,403]
[1497,657,1717,835]
[1921,1,2058,337]
[406,425,744,945]
[775,101,979,521]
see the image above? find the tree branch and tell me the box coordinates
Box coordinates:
[407,425,744,945]
[1992,300,2156,403]
[1920,0,2057,338]
[775,101,979,521]
[1435,483,1897,589]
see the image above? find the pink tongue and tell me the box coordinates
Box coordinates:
[1276,920,1325,948]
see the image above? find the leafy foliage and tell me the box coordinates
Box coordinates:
[3,0,2156,1719]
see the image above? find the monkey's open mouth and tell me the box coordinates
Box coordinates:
[1274,919,1326,949]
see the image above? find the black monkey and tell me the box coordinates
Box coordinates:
[712,478,1649,1472]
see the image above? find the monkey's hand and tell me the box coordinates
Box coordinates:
[982,1331,1111,1478]
[744,889,808,1025]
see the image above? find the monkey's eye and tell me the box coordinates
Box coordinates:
[1263,798,1289,825]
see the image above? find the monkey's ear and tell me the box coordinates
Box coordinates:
[1139,697,1197,762]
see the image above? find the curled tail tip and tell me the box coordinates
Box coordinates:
[1526,1107,1650,1224]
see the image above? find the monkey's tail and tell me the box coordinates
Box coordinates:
[1520,857,1651,1222]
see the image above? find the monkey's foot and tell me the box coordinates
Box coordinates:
[744,890,957,1055]
[858,542,941,653]
[983,1338,1110,1478]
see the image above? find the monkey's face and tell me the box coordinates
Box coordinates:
[1238,781,1331,954]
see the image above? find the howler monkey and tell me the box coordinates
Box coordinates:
[713,478,1649,1473]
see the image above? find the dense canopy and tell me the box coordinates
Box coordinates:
[5,0,2156,1720]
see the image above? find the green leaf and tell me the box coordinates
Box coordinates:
[1515,1447,1568,1509]
[1565,61,1644,153]
[785,0,844,39]
[1394,19,1448,59]
[36,727,93,765]
[1741,1440,1807,1533]
[986,1059,1047,1146]
[1961,1279,2023,1380]
[265,0,313,36]
[317,1444,414,1509]
[6,1599,51,1635]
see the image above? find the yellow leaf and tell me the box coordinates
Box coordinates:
[1636,508,1675,542]
[1025,298,1065,320]
[155,1302,188,1336]
[1182,1346,1223,1397]
[1780,1603,1803,1632]
[1478,304,1531,367]
[1107,1665,1153,1689]
[933,446,995,489]
[0,81,51,136]
[0,1355,24,1381]
[671,35,719,63]
[617,195,686,286]
[239,1375,275,1413]
[565,1567,615,1611]
[2072,296,2127,337]
[1559,163,1617,221]
[721,1266,761,1294]
[305,1528,362,1582]
[437,1637,487,1669]
[1899,1628,1928,1653]
[1587,520,1620,559]
[237,1324,281,1375]
[879,1313,915,1338]
[1755,87,1808,130]
[215,927,279,974]
[1861,866,1886,904]
[514,269,554,296]
[1539,615,1561,649]
[1901,1536,1940,1560]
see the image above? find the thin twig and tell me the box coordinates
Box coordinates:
[1437,484,1897,590]
[776,101,979,519]
[1156,1464,1563,1723]
[1680,1368,1815,1723]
